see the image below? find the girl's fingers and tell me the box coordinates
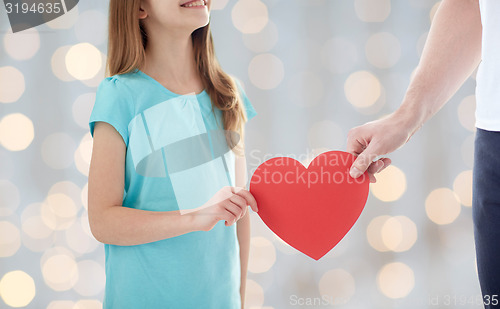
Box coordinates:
[235,189,258,212]
[229,194,247,210]
[223,201,244,221]
[219,209,236,226]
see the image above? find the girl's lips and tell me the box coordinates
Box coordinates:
[180,0,207,8]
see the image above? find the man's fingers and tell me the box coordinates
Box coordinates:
[346,129,367,156]
[368,173,377,183]
[349,142,383,178]
[367,160,384,174]
[366,157,392,175]
[378,158,392,173]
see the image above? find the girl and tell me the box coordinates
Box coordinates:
[87,0,258,308]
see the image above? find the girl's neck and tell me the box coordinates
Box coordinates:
[141,30,203,94]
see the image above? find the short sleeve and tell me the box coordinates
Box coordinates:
[89,77,133,146]
[235,79,257,121]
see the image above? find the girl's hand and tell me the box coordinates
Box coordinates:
[190,187,258,232]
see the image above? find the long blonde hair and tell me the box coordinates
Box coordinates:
[107,1,246,150]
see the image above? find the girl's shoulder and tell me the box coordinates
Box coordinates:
[103,70,141,85]
[98,70,147,97]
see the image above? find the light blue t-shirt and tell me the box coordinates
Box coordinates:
[89,70,256,309]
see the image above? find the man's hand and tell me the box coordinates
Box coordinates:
[346,0,481,183]
[347,113,416,183]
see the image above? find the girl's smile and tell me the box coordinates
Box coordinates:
[180,0,207,9]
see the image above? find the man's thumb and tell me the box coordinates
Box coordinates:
[349,143,380,178]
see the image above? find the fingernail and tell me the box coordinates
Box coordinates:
[350,167,362,178]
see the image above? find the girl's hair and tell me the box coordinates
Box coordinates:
[107,1,246,152]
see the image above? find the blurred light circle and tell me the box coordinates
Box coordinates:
[65,220,99,255]
[425,188,461,225]
[244,279,264,307]
[321,37,358,74]
[80,213,94,238]
[74,300,102,309]
[318,269,355,304]
[211,0,230,10]
[461,134,474,168]
[248,54,284,90]
[47,301,74,309]
[81,52,107,88]
[0,113,34,151]
[381,217,402,251]
[365,32,401,69]
[307,120,344,150]
[49,181,83,209]
[81,183,88,211]
[381,216,418,252]
[354,0,391,22]
[370,165,407,202]
[377,262,415,299]
[21,231,55,253]
[41,193,77,231]
[74,133,93,176]
[287,71,324,107]
[248,236,276,273]
[73,260,105,296]
[0,180,20,217]
[458,95,476,132]
[65,43,102,81]
[42,133,77,170]
[367,215,391,252]
[231,0,269,34]
[21,203,56,252]
[430,2,441,22]
[3,28,40,60]
[453,170,473,207]
[0,221,21,257]
[41,246,74,265]
[42,254,79,291]
[0,270,36,307]
[74,10,107,46]
[52,46,75,82]
[242,21,278,53]
[22,215,53,240]
[0,66,25,103]
[344,71,382,108]
[46,6,79,29]
[21,203,43,223]
[72,93,96,129]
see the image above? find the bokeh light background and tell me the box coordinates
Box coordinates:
[0,0,480,308]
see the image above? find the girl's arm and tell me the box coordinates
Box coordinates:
[237,211,250,308]
[88,122,255,246]
[235,154,255,308]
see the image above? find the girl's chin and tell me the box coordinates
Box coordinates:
[186,17,210,30]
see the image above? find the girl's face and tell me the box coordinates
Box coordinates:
[140,0,211,35]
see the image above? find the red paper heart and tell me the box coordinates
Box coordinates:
[250,151,369,260]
